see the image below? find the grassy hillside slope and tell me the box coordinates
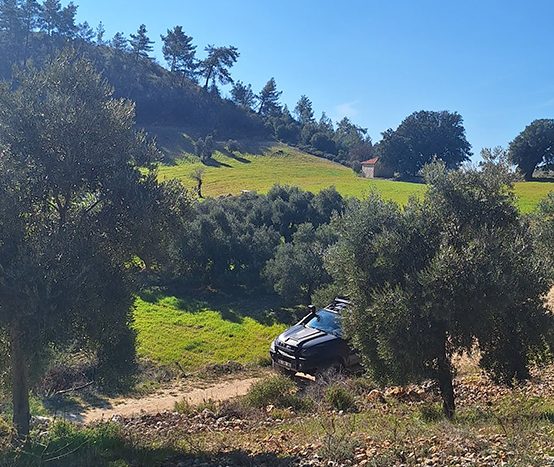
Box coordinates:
[134,293,291,370]
[157,142,554,212]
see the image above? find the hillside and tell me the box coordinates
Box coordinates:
[155,138,554,212]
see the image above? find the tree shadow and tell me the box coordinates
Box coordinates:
[41,391,115,424]
[219,147,251,164]
[202,157,232,168]
[8,441,301,467]
[138,289,304,326]
[529,176,554,182]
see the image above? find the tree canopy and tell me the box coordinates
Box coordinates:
[326,163,553,418]
[230,80,257,111]
[509,119,554,180]
[257,77,282,117]
[129,24,154,60]
[0,50,189,437]
[161,25,197,78]
[377,110,472,178]
[198,44,239,90]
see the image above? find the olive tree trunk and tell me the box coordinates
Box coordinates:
[10,321,30,438]
[437,350,455,419]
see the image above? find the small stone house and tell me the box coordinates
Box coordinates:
[360,157,394,178]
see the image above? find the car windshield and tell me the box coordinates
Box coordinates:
[305,309,342,337]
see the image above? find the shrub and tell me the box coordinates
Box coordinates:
[245,375,310,411]
[195,135,215,162]
[351,160,362,174]
[226,139,240,152]
[319,415,359,463]
[418,403,444,422]
[175,398,218,416]
[325,383,357,412]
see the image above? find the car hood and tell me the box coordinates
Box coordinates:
[277,324,338,349]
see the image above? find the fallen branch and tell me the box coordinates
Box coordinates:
[52,381,93,396]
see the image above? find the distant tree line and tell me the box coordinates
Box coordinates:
[0,0,385,167]
[0,0,264,138]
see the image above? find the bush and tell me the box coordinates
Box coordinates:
[175,398,218,416]
[325,383,357,412]
[245,375,310,411]
[195,135,216,162]
[226,139,240,152]
[319,415,359,463]
[351,160,362,174]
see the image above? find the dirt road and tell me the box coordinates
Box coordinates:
[76,375,261,424]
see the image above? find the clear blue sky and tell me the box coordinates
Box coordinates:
[76,0,554,159]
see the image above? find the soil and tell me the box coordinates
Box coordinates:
[79,375,263,424]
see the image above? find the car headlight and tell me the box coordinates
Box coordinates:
[270,339,276,352]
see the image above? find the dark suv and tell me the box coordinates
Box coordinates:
[269,298,360,375]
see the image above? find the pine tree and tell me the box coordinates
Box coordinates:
[294,95,315,125]
[129,24,154,60]
[161,25,197,79]
[77,20,94,42]
[198,44,239,90]
[111,31,128,51]
[257,77,282,116]
[95,21,106,44]
[39,0,60,36]
[230,81,257,110]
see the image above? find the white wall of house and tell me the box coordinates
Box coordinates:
[362,165,375,178]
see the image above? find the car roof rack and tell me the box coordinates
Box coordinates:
[325,297,352,313]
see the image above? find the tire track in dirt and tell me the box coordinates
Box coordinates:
[80,376,261,424]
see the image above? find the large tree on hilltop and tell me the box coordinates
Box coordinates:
[294,95,315,126]
[110,31,128,51]
[39,0,77,38]
[161,25,197,79]
[129,24,154,60]
[198,44,239,90]
[377,110,472,178]
[509,119,554,180]
[257,77,282,117]
[327,163,553,418]
[0,50,190,438]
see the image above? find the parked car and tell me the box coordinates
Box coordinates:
[269,298,361,375]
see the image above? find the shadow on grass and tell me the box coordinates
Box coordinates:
[3,442,299,467]
[219,147,251,164]
[202,157,232,168]
[138,289,304,326]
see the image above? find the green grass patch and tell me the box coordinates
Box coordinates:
[157,143,554,213]
[133,293,289,369]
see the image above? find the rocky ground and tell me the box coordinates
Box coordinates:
[76,364,554,466]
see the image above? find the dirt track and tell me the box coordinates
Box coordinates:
[80,376,262,424]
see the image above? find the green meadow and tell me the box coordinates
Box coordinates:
[157,143,554,213]
[133,293,290,369]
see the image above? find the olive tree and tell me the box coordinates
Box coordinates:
[327,163,553,418]
[0,50,189,437]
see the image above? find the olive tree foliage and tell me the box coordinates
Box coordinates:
[534,192,554,278]
[170,186,345,293]
[326,163,553,418]
[508,119,554,180]
[0,51,190,437]
[263,223,337,303]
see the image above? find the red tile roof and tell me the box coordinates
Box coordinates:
[361,157,379,165]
